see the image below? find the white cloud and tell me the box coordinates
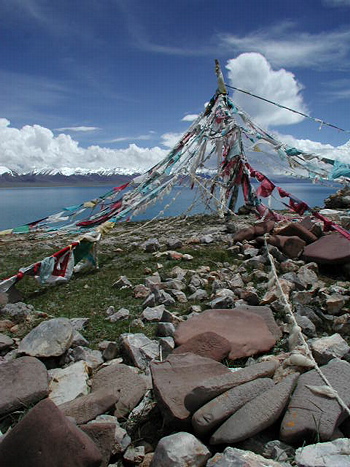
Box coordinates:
[219,24,350,69]
[182,114,198,122]
[225,53,307,127]
[276,132,350,164]
[108,133,154,143]
[55,126,100,132]
[323,0,350,6]
[160,132,184,148]
[0,119,167,173]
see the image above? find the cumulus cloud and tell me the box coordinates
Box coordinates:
[225,53,307,127]
[0,119,167,173]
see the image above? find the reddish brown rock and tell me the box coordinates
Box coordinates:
[275,222,318,244]
[174,307,281,361]
[210,373,299,445]
[302,232,350,265]
[184,359,279,412]
[192,378,274,436]
[0,356,49,416]
[264,235,306,259]
[280,359,350,444]
[232,221,275,242]
[80,423,115,467]
[0,398,102,467]
[172,331,231,361]
[91,363,147,419]
[58,389,119,425]
[150,353,233,427]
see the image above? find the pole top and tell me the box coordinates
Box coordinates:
[215,59,227,95]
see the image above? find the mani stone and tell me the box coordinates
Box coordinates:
[302,232,350,265]
[0,356,49,416]
[91,363,147,419]
[48,360,90,405]
[184,359,279,413]
[58,389,119,425]
[150,432,211,467]
[150,353,233,427]
[210,373,299,445]
[119,333,159,370]
[192,378,274,436]
[0,398,102,467]
[174,307,281,361]
[172,332,231,362]
[280,358,350,444]
[18,317,74,357]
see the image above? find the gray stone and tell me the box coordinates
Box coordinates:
[263,440,295,463]
[58,388,119,424]
[326,294,346,315]
[150,432,210,467]
[170,290,188,303]
[120,333,159,370]
[18,317,74,357]
[280,359,350,444]
[174,307,281,361]
[142,306,164,322]
[188,289,208,301]
[112,275,133,289]
[70,317,90,331]
[294,313,317,338]
[210,373,299,445]
[69,346,104,369]
[167,237,183,249]
[143,238,160,252]
[310,334,350,365]
[151,353,233,427]
[192,378,274,436]
[1,301,35,323]
[71,330,90,347]
[91,363,147,418]
[102,341,118,361]
[157,322,176,337]
[0,398,102,467]
[106,308,130,322]
[49,360,90,405]
[157,290,176,306]
[159,337,175,359]
[124,445,145,464]
[0,332,14,350]
[0,356,49,416]
[295,438,350,467]
[185,359,279,412]
[207,447,287,467]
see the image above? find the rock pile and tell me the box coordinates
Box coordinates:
[0,209,350,466]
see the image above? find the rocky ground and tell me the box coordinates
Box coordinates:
[0,188,349,467]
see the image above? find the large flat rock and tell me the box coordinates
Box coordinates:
[192,378,274,436]
[0,398,102,467]
[302,232,350,265]
[210,373,299,445]
[91,363,147,418]
[280,358,350,444]
[150,353,233,427]
[172,331,231,361]
[174,307,281,361]
[0,356,49,416]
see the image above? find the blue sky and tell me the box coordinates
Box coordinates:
[0,0,350,173]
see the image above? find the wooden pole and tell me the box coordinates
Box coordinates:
[215,59,227,95]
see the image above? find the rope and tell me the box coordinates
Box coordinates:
[226,83,350,134]
[263,234,350,416]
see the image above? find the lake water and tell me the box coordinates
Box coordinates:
[0,182,340,231]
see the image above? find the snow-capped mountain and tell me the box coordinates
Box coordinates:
[0,166,140,186]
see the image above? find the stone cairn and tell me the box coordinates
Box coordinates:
[0,199,350,466]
